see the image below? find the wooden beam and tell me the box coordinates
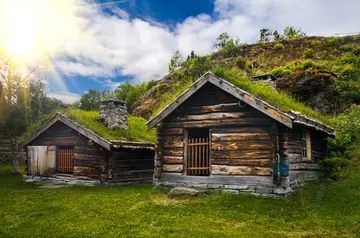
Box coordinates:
[177,112,247,121]
[213,150,273,159]
[212,158,272,166]
[165,118,273,129]
[189,103,240,113]
[212,165,272,176]
[212,133,272,142]
[163,156,183,164]
[212,141,273,151]
[162,164,183,172]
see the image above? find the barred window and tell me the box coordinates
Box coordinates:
[302,130,311,160]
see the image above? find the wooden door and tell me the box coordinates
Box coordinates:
[57,148,74,173]
[187,137,210,176]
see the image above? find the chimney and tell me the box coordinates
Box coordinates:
[100,99,128,130]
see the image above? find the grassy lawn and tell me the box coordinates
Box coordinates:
[1,164,360,237]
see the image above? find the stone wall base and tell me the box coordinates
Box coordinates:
[154,179,296,198]
[23,175,152,186]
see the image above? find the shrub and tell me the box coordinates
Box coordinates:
[323,157,347,180]
[339,64,359,81]
[328,37,340,46]
[274,43,284,50]
[235,56,248,70]
[271,66,291,77]
[303,48,314,58]
[340,44,356,52]
[311,40,321,47]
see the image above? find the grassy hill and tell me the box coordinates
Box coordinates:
[132,34,360,120]
[1,163,360,237]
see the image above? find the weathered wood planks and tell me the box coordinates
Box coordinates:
[212,165,272,176]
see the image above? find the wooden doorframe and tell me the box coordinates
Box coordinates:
[56,146,75,174]
[185,128,211,176]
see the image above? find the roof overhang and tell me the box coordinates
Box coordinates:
[110,140,155,150]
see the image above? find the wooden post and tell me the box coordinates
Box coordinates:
[154,122,164,179]
[184,129,188,175]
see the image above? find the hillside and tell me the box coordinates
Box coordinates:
[132,35,360,119]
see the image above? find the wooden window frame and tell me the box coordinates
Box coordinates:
[301,129,312,160]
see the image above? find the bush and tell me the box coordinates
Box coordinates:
[303,48,314,58]
[274,43,284,50]
[311,40,321,47]
[235,56,248,70]
[328,37,340,46]
[323,157,347,180]
[339,64,359,81]
[271,66,291,77]
[340,44,356,52]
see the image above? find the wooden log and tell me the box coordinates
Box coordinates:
[212,158,272,166]
[212,133,271,142]
[212,165,272,176]
[211,127,270,134]
[162,164,183,173]
[73,159,100,167]
[289,163,323,171]
[289,171,323,182]
[283,146,302,154]
[163,148,184,156]
[74,147,102,156]
[189,103,240,113]
[74,166,99,178]
[74,153,106,161]
[163,140,184,148]
[161,128,183,135]
[213,150,273,159]
[163,156,183,164]
[165,118,272,128]
[177,112,247,121]
[212,141,273,151]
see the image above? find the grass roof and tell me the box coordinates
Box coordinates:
[24,109,156,143]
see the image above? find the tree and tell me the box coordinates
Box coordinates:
[168,50,183,72]
[215,32,231,49]
[0,57,48,174]
[283,26,307,40]
[259,28,273,42]
[273,30,282,41]
[214,32,240,54]
[79,89,107,111]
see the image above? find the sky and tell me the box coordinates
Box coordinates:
[12,0,360,103]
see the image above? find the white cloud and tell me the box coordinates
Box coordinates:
[51,0,360,84]
[47,91,81,104]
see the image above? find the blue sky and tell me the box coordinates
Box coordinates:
[42,0,360,103]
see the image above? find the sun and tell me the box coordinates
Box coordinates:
[0,0,80,63]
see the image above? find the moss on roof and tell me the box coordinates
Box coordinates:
[23,109,156,143]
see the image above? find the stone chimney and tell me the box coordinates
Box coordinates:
[100,99,128,130]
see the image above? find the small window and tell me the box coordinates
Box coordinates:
[301,130,312,160]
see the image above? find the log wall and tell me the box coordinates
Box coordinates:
[278,125,328,189]
[159,82,275,177]
[111,148,154,182]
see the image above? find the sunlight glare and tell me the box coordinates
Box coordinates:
[0,0,81,63]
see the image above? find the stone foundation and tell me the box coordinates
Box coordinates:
[154,179,295,198]
[24,175,152,186]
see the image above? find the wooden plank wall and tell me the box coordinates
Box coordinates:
[279,125,327,184]
[161,82,275,176]
[30,121,109,178]
[211,127,273,176]
[111,149,154,182]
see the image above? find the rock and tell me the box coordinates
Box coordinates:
[168,187,202,197]
[224,185,248,190]
[273,187,293,195]
[222,189,239,194]
[255,186,273,194]
[207,184,223,189]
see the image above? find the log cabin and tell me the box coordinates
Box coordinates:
[19,100,155,185]
[147,72,335,196]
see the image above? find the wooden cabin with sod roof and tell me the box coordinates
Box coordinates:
[19,100,155,185]
[147,72,335,197]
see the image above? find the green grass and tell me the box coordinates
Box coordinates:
[23,109,156,143]
[1,164,360,237]
[214,67,333,125]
